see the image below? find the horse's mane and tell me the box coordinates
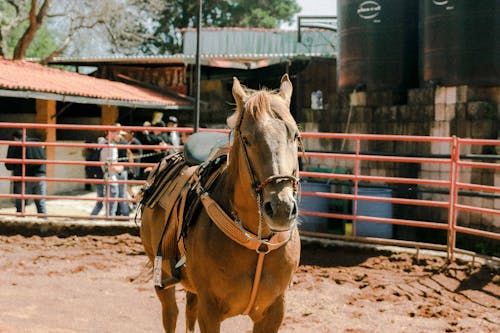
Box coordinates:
[246,90,273,120]
[228,88,292,128]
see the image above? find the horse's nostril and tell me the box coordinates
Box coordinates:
[291,202,298,217]
[264,202,273,217]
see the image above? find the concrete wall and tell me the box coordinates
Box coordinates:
[300,85,499,232]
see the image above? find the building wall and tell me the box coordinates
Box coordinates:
[100,65,188,95]
[301,85,499,233]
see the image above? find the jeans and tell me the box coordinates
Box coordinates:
[13,177,47,214]
[90,182,118,217]
[116,171,130,216]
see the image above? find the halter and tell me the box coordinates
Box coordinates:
[234,108,299,197]
[233,101,300,241]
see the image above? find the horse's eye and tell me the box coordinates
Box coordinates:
[293,132,300,142]
[242,136,250,146]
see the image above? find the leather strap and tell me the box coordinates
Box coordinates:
[200,192,296,316]
[243,251,266,315]
[200,193,292,251]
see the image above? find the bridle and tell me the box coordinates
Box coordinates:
[234,106,300,196]
[233,103,300,239]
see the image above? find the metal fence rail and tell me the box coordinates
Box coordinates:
[0,122,498,262]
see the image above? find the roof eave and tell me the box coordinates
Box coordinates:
[0,88,193,110]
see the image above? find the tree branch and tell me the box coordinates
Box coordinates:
[40,35,71,65]
[6,0,21,16]
[41,16,105,64]
[13,0,51,59]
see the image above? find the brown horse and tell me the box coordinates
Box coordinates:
[140,74,301,333]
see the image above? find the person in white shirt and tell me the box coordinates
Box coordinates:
[90,135,124,217]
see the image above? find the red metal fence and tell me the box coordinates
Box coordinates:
[0,122,498,262]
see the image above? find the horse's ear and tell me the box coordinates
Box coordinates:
[232,77,247,106]
[228,77,247,129]
[279,74,293,106]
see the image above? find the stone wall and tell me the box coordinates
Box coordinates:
[301,85,499,234]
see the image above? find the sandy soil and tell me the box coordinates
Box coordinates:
[0,232,498,333]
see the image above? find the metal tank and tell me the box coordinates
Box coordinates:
[421,0,500,87]
[337,0,419,92]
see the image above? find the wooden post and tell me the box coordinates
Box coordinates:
[101,105,119,125]
[35,99,56,193]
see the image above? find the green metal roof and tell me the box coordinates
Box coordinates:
[182,28,337,58]
[45,28,336,70]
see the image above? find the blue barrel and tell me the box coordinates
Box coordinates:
[299,182,330,232]
[355,187,393,238]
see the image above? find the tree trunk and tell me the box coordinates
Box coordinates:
[12,0,51,60]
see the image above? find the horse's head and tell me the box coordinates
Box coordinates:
[228,74,300,232]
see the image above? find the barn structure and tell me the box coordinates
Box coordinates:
[46,27,337,127]
[1,17,498,238]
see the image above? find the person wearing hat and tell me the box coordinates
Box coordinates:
[152,115,180,153]
[4,129,47,215]
[90,131,125,217]
[166,116,181,150]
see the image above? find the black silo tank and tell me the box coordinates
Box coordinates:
[337,0,419,92]
[421,0,500,87]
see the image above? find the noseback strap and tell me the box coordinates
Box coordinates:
[255,175,299,193]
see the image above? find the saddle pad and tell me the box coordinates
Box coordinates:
[140,153,196,262]
[141,153,185,208]
[158,164,197,212]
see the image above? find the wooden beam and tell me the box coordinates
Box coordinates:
[35,99,56,193]
[101,105,119,125]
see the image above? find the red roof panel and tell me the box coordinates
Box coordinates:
[0,58,190,107]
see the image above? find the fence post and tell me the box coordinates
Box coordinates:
[447,136,459,262]
[352,138,361,237]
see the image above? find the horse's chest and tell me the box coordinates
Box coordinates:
[210,252,295,301]
[184,223,300,312]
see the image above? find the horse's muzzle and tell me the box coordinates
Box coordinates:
[262,191,298,231]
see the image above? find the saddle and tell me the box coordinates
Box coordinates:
[138,134,229,289]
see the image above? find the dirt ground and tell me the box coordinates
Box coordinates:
[0,232,498,333]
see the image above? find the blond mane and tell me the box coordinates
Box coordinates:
[228,87,292,128]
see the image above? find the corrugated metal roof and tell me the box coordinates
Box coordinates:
[0,58,191,109]
[182,28,337,58]
[46,28,336,69]
[42,54,189,66]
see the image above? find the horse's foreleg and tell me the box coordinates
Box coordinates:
[251,295,285,333]
[196,297,222,333]
[185,291,198,333]
[155,287,178,333]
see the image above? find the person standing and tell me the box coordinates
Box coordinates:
[120,130,142,199]
[5,129,47,215]
[138,120,167,179]
[90,136,123,217]
[112,126,130,217]
[166,116,181,151]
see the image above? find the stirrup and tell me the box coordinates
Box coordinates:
[154,258,182,290]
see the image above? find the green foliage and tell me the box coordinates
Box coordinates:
[0,0,59,59]
[144,0,300,55]
[8,23,59,59]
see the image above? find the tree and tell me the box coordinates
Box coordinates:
[0,0,165,62]
[1,1,58,59]
[0,0,301,60]
[144,0,301,55]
